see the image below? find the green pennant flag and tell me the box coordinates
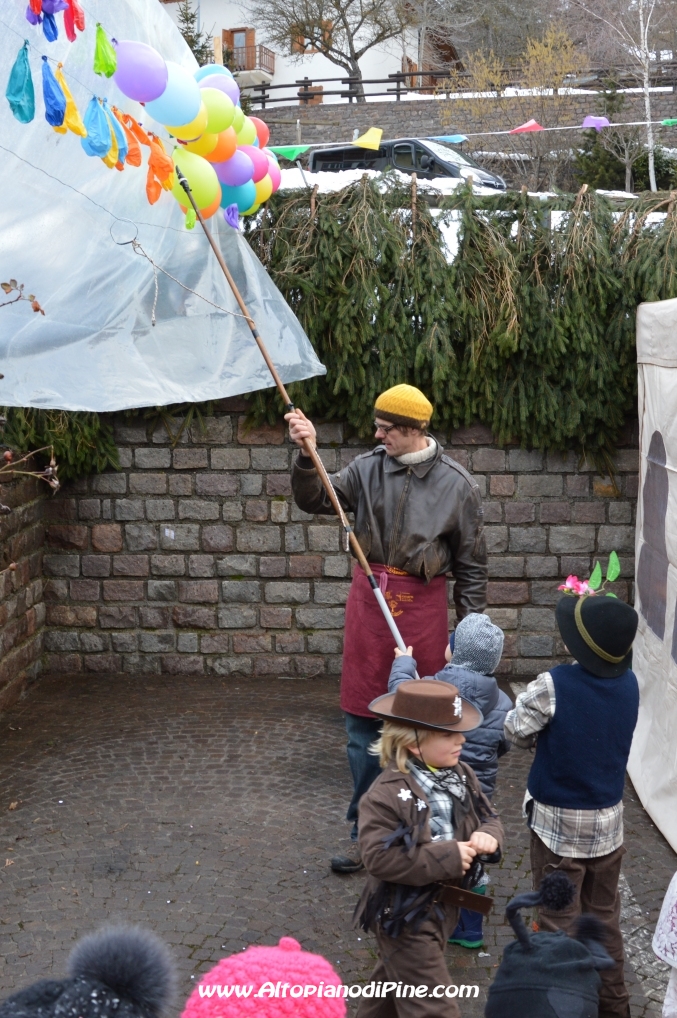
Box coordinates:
[269,145,311,161]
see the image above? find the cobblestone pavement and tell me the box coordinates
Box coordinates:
[0,674,675,1017]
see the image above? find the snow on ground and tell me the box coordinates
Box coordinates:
[278,166,500,195]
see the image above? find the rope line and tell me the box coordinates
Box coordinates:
[126,239,252,326]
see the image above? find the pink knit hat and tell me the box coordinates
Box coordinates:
[181,937,346,1018]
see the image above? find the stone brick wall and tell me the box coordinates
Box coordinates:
[265,92,677,149]
[0,476,45,710]
[41,405,639,681]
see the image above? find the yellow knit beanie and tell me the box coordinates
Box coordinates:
[374,384,433,428]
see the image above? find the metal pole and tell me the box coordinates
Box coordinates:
[176,168,416,661]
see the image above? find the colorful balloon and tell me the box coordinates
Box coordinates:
[236,117,257,147]
[112,40,167,102]
[166,102,207,141]
[239,144,269,183]
[231,105,245,134]
[172,146,220,209]
[242,202,260,216]
[254,174,273,205]
[183,132,218,156]
[262,147,278,162]
[219,179,256,213]
[267,156,281,192]
[200,87,235,133]
[214,148,254,186]
[204,127,237,163]
[195,64,233,81]
[198,72,239,107]
[249,116,270,148]
[145,61,201,127]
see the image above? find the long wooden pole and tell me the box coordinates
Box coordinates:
[177,170,413,656]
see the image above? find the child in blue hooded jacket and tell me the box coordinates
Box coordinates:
[387,612,512,948]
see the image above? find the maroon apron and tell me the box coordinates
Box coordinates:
[341,563,449,717]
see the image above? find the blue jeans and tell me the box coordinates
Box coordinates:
[345,712,383,841]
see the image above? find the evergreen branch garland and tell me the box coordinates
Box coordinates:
[7,180,677,481]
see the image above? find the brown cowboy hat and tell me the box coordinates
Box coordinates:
[369,679,483,733]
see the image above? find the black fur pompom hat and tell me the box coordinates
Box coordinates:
[0,927,175,1018]
[485,873,614,1018]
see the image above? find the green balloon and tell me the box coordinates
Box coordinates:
[201,87,235,133]
[171,146,220,209]
[236,116,257,146]
[231,105,245,134]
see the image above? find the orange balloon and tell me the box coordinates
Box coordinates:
[180,189,222,220]
[184,132,219,156]
[205,127,237,164]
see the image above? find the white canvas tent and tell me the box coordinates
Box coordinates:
[0,0,324,411]
[628,297,677,852]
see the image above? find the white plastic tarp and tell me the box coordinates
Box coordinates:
[0,0,325,411]
[628,296,677,852]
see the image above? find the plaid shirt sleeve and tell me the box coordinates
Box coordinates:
[504,672,555,748]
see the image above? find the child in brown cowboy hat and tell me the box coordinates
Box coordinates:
[353,679,503,1018]
[504,581,639,1018]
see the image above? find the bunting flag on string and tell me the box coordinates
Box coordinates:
[41,54,65,126]
[582,115,610,132]
[5,41,35,124]
[509,119,543,134]
[353,127,383,150]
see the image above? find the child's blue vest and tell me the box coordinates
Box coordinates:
[527,662,639,810]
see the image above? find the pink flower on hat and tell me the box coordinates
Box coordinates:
[181,937,346,1018]
[558,575,592,596]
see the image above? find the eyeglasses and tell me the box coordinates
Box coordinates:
[374,420,398,434]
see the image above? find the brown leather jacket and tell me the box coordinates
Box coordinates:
[355,761,503,933]
[291,441,487,618]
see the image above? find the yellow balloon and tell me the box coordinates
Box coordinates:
[166,102,208,141]
[183,132,219,156]
[242,202,261,216]
[254,174,273,205]
[231,105,245,134]
[236,116,257,146]
[171,146,220,209]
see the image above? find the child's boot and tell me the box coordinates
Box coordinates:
[448,890,485,948]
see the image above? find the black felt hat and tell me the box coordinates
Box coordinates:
[556,594,638,678]
[0,927,175,1018]
[485,873,614,1018]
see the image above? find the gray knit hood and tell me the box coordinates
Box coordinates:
[452,613,504,675]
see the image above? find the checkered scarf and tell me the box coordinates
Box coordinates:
[408,760,468,842]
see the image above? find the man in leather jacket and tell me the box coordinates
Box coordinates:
[286,384,488,873]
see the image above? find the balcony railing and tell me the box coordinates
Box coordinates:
[232,45,275,76]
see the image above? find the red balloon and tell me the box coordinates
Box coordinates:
[249,116,270,149]
[239,144,270,183]
[205,127,237,164]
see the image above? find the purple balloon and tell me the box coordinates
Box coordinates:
[214,149,254,186]
[223,204,240,229]
[25,6,41,24]
[199,73,240,107]
[113,40,168,103]
[42,0,67,11]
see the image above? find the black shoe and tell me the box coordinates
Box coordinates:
[330,849,364,874]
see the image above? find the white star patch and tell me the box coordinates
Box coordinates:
[397,788,413,801]
[416,798,427,811]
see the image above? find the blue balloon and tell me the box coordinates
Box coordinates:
[145,61,201,127]
[195,64,233,81]
[219,179,256,213]
[252,137,259,147]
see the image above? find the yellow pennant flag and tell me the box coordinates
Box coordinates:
[353,127,383,150]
